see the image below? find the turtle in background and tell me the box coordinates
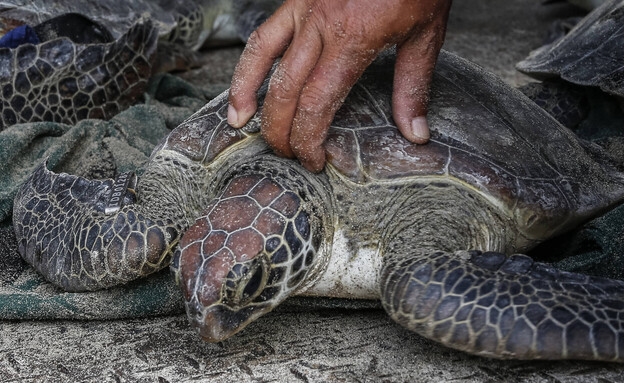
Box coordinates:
[0,0,256,131]
[0,0,205,49]
[0,15,158,131]
[515,0,624,191]
[517,0,624,128]
[13,48,624,361]
[519,0,624,98]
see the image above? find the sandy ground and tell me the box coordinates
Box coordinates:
[3,1,623,382]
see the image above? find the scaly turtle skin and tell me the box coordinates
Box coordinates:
[0,0,241,130]
[518,81,590,129]
[517,0,624,98]
[13,51,624,361]
[0,0,203,47]
[0,17,157,130]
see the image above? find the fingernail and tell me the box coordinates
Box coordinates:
[227,104,239,127]
[411,117,430,142]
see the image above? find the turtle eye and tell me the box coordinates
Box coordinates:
[224,257,269,306]
[240,263,266,302]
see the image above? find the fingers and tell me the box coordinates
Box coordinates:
[392,7,450,144]
[392,32,441,144]
[228,3,295,128]
[260,23,323,158]
[230,0,453,174]
[290,49,374,172]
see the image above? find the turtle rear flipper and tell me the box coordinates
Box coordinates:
[380,248,624,361]
[13,161,179,291]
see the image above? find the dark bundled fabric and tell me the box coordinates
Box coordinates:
[0,25,39,48]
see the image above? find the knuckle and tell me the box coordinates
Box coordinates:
[290,138,314,163]
[262,132,292,158]
[342,18,369,45]
[261,128,281,149]
[261,128,279,149]
[245,29,267,57]
[299,83,337,116]
[290,133,318,155]
[267,65,299,101]
[260,118,292,157]
[290,132,324,172]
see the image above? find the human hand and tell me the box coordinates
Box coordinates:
[228,0,452,172]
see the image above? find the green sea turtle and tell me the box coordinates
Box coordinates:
[0,0,207,49]
[0,0,249,131]
[0,16,158,130]
[517,0,624,98]
[13,50,624,361]
[515,0,624,134]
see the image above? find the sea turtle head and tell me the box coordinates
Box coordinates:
[171,172,325,342]
[175,244,281,342]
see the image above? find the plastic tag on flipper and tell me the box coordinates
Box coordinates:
[105,172,137,214]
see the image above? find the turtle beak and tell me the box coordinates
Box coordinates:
[184,256,276,342]
[187,303,262,342]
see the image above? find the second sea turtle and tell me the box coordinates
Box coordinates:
[0,0,245,130]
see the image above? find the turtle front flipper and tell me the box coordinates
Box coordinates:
[12,161,180,292]
[172,168,327,342]
[380,249,624,361]
[0,16,157,130]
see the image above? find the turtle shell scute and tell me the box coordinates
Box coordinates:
[160,98,254,163]
[322,51,623,240]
